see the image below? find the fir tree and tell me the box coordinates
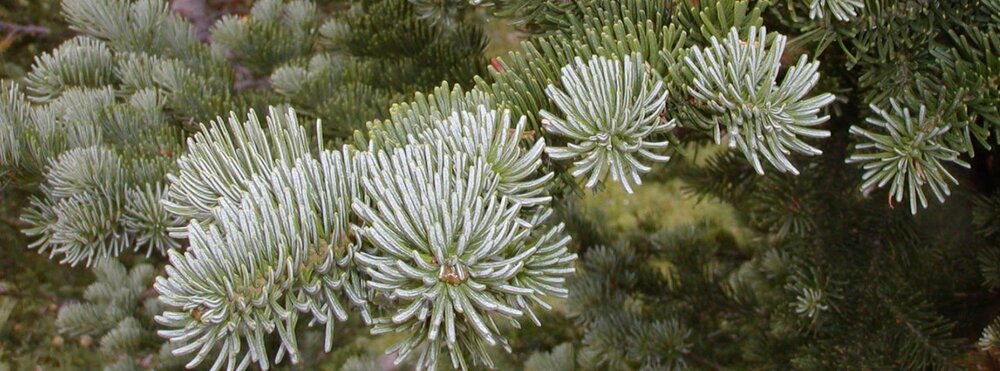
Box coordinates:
[2,0,1000,370]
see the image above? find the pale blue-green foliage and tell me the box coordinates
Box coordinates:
[418,108,553,207]
[477,1,675,131]
[807,0,864,21]
[4,79,183,265]
[100,317,144,355]
[3,2,853,368]
[0,84,31,167]
[0,84,91,173]
[269,53,378,122]
[19,146,180,265]
[680,26,834,175]
[2,1,203,268]
[7,0,976,367]
[116,53,160,94]
[980,317,1000,350]
[353,145,574,370]
[157,106,562,371]
[24,36,116,101]
[162,107,313,233]
[56,0,233,122]
[58,258,151,337]
[124,183,181,256]
[524,343,576,371]
[45,145,124,200]
[541,54,673,194]
[380,105,552,208]
[366,82,493,151]
[363,82,494,151]
[792,287,830,320]
[361,84,554,220]
[847,99,970,214]
[211,0,318,76]
[156,147,365,371]
[61,0,202,57]
[57,259,183,367]
[157,194,304,371]
[148,24,843,371]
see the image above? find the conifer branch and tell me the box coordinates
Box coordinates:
[678,26,834,175]
[847,99,970,214]
[541,54,674,194]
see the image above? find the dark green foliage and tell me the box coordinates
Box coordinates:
[974,191,1000,238]
[495,1,1000,368]
[271,0,487,137]
[539,147,984,369]
[671,0,766,44]
[665,144,985,368]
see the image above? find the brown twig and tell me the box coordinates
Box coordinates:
[0,21,51,36]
